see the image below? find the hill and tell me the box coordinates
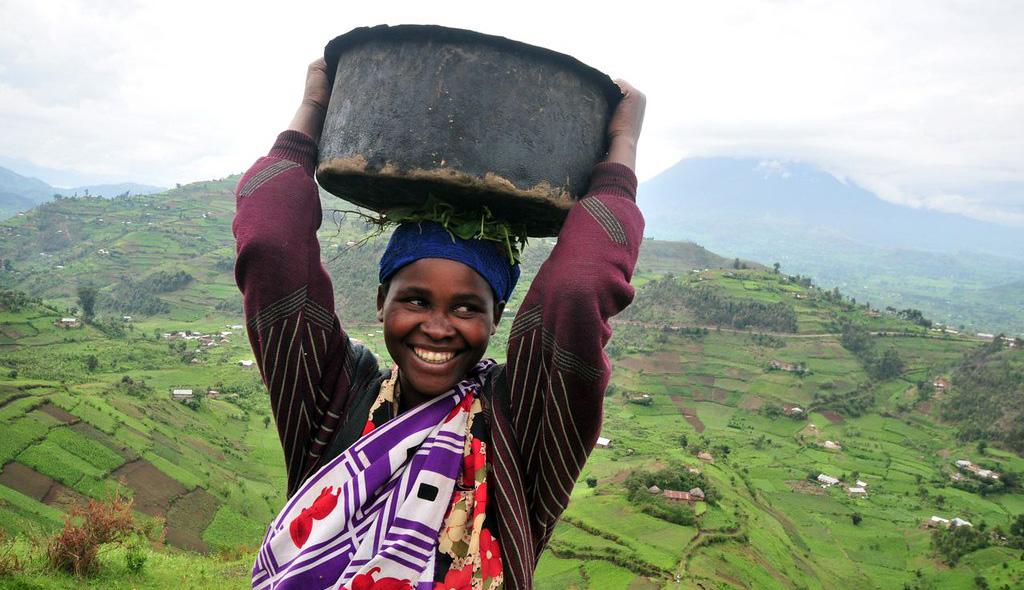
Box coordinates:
[0,165,165,221]
[638,158,1024,336]
[0,179,1022,589]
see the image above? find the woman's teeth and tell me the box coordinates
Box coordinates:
[413,348,455,364]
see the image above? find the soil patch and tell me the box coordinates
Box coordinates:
[694,375,715,387]
[184,435,225,461]
[38,402,78,424]
[739,395,764,410]
[42,481,87,510]
[710,388,728,403]
[165,488,220,553]
[618,352,684,375]
[786,480,826,495]
[669,396,705,433]
[820,410,844,424]
[112,459,187,517]
[0,462,54,501]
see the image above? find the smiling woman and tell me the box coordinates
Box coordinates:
[377,257,503,408]
[233,56,645,590]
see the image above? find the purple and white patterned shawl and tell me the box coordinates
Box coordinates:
[252,360,494,590]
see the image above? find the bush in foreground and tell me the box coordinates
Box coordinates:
[46,490,160,577]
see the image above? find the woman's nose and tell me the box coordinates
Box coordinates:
[421,310,455,339]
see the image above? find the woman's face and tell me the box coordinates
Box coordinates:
[377,258,504,406]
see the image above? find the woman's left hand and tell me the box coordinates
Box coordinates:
[605,79,646,172]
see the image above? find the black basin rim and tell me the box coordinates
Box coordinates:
[323,24,624,109]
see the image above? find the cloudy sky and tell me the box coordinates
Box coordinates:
[1,0,1022,225]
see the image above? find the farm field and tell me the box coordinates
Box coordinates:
[0,180,1022,588]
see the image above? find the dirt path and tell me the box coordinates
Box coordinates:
[669,396,705,432]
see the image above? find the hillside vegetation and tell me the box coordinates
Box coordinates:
[0,179,1022,589]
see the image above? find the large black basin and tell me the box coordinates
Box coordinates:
[318,25,622,236]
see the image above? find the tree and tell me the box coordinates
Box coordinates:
[872,348,905,380]
[732,257,741,269]
[263,415,272,429]
[85,355,99,372]
[772,262,780,274]
[76,285,98,323]
[851,512,863,525]
[977,439,988,455]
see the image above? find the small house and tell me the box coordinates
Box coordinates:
[932,378,950,390]
[951,518,972,528]
[856,480,868,488]
[817,474,840,487]
[823,440,842,450]
[955,459,972,469]
[647,485,662,494]
[662,490,693,502]
[171,389,194,401]
[698,451,714,462]
[926,516,950,528]
[207,389,220,399]
[688,487,705,501]
[595,437,612,448]
[57,317,79,328]
[687,466,701,475]
[847,486,867,497]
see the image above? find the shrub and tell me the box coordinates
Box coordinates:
[45,490,157,577]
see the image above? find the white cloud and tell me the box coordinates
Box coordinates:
[0,0,1022,224]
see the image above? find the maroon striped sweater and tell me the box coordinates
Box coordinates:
[233,130,643,589]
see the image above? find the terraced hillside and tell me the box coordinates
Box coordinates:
[535,270,1024,589]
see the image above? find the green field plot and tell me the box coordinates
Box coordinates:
[0,412,58,462]
[0,483,63,535]
[46,426,126,472]
[202,504,266,551]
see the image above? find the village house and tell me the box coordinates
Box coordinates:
[817,474,840,487]
[698,451,714,463]
[56,317,80,328]
[687,466,701,475]
[663,490,694,503]
[951,518,972,528]
[171,388,194,401]
[784,405,804,416]
[823,440,842,451]
[856,480,868,488]
[647,485,662,494]
[977,333,995,341]
[954,459,1000,480]
[689,487,705,501]
[625,392,653,406]
[932,378,950,390]
[847,486,867,497]
[595,436,612,448]
[769,360,803,372]
[206,389,220,399]
[926,516,950,528]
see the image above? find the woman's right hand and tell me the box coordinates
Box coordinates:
[288,58,333,141]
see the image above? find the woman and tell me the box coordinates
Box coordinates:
[235,58,645,590]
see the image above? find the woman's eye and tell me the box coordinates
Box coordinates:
[407,298,427,307]
[453,304,478,315]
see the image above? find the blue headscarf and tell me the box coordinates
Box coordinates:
[379,222,520,303]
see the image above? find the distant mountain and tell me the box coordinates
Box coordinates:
[638,158,1024,335]
[639,158,1024,258]
[0,165,165,220]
